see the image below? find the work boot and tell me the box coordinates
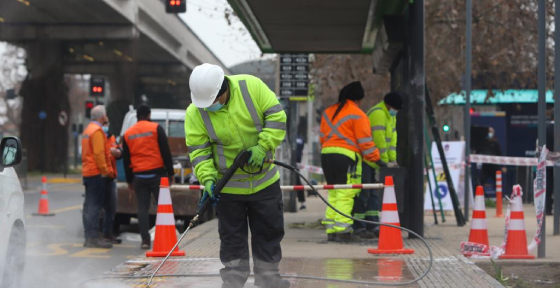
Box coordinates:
[327,234,336,242]
[221,282,244,288]
[335,232,361,243]
[141,238,151,250]
[255,274,290,288]
[354,229,375,239]
[84,237,113,248]
[371,227,380,238]
[104,234,123,244]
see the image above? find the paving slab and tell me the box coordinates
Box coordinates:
[84,194,503,288]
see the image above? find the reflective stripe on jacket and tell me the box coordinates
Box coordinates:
[82,122,110,177]
[185,75,287,195]
[124,121,164,173]
[366,100,397,168]
[320,100,381,163]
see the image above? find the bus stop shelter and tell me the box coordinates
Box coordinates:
[227,0,428,236]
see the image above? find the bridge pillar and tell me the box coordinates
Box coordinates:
[20,40,71,172]
[107,62,137,135]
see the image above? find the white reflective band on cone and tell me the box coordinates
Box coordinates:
[509,219,526,231]
[474,196,485,210]
[155,213,175,225]
[381,211,400,223]
[471,219,488,230]
[382,187,397,203]
[158,188,172,205]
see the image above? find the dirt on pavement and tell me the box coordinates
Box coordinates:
[477,262,560,288]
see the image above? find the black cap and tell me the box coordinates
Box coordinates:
[384,92,403,110]
[137,104,151,119]
[338,81,364,102]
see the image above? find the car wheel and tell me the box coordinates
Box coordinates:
[1,224,26,288]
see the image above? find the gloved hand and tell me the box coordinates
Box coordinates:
[200,180,219,207]
[387,162,399,168]
[247,145,267,168]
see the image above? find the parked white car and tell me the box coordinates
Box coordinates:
[0,137,25,288]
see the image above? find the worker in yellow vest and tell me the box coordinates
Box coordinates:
[354,92,403,237]
[186,63,288,288]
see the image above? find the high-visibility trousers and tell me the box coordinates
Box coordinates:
[320,152,362,234]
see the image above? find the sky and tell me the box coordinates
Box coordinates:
[180,0,270,68]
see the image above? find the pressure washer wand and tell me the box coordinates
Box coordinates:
[146,150,252,287]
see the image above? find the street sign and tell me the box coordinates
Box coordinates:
[38,111,47,120]
[279,54,309,98]
[58,111,68,126]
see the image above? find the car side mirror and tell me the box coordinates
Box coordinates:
[0,137,22,167]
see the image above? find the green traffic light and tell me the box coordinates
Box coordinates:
[443,125,450,132]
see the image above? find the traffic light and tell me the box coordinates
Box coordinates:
[90,76,105,97]
[442,124,450,133]
[165,0,186,13]
[85,101,94,119]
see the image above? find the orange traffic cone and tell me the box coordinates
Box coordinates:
[368,176,414,254]
[499,193,535,259]
[495,171,504,218]
[33,176,54,216]
[146,178,185,257]
[463,186,489,257]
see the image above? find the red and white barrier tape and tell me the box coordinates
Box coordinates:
[297,163,324,174]
[470,154,555,167]
[528,146,548,251]
[168,183,384,191]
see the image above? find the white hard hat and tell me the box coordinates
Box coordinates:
[189,63,225,108]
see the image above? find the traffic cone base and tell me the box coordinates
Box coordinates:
[367,176,414,255]
[146,178,185,257]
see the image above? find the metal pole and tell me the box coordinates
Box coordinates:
[537,0,546,258]
[288,101,299,212]
[425,123,446,222]
[464,0,472,222]
[553,0,560,236]
[424,153,438,224]
[408,0,426,237]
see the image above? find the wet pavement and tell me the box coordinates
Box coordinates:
[85,257,418,288]
[81,191,503,288]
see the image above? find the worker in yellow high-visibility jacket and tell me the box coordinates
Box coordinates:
[353,92,402,237]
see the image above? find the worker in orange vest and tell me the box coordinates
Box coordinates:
[320,81,385,242]
[102,122,123,244]
[81,105,115,248]
[123,105,175,249]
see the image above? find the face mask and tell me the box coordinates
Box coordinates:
[488,133,494,139]
[389,109,398,117]
[206,97,224,112]
[102,126,109,133]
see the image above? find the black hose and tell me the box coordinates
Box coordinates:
[82,160,434,287]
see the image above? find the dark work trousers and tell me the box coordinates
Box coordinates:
[83,175,108,239]
[478,165,500,197]
[353,163,380,232]
[103,179,117,237]
[133,176,160,241]
[216,181,284,285]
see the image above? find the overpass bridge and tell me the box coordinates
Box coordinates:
[0,0,226,104]
[0,0,225,171]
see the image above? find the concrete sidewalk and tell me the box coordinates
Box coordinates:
[425,202,560,261]
[86,192,503,288]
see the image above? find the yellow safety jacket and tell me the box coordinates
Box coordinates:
[185,75,287,195]
[365,101,397,169]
